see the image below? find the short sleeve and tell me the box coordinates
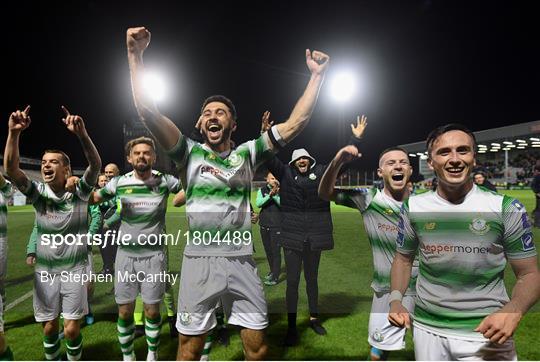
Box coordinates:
[21,180,42,205]
[166,135,196,169]
[98,176,119,201]
[396,199,419,254]
[246,133,276,170]
[502,196,537,259]
[0,180,13,198]
[165,174,182,193]
[335,187,375,212]
[76,174,94,201]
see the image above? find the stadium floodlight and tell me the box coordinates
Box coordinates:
[516,139,526,143]
[420,155,428,160]
[408,153,417,157]
[502,147,511,151]
[491,143,500,146]
[503,141,513,145]
[478,150,486,153]
[142,71,167,102]
[416,152,424,156]
[533,144,540,148]
[490,149,498,152]
[478,144,487,148]
[530,137,540,141]
[329,71,357,103]
[532,141,540,145]
[517,146,526,149]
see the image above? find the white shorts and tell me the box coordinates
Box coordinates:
[176,255,268,335]
[114,249,167,305]
[86,252,94,275]
[368,291,415,351]
[413,324,517,361]
[33,269,88,322]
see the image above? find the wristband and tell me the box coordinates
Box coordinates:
[389,290,403,304]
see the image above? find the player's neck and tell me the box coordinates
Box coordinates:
[383,186,409,202]
[205,140,232,155]
[133,168,152,181]
[436,179,474,204]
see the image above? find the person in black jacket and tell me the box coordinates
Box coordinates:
[256,172,282,286]
[265,148,332,345]
[473,171,497,192]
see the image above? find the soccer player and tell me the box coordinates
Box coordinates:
[318,121,417,360]
[126,26,329,360]
[389,123,540,360]
[100,164,122,276]
[4,105,101,361]
[91,136,181,361]
[0,173,14,361]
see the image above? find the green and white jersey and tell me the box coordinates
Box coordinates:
[0,181,14,242]
[335,187,417,294]
[98,170,181,257]
[167,133,275,257]
[397,184,537,340]
[23,177,93,274]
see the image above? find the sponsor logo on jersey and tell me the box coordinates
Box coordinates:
[512,199,524,210]
[377,223,399,233]
[469,218,490,235]
[309,173,317,180]
[384,208,394,215]
[521,232,535,251]
[125,189,133,194]
[422,243,490,255]
[397,231,404,247]
[424,222,436,231]
[521,213,531,229]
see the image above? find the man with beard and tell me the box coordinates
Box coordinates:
[389,124,540,360]
[4,105,101,361]
[319,141,418,360]
[99,163,122,275]
[91,137,181,361]
[126,26,329,360]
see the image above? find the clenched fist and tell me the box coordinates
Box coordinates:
[8,105,31,133]
[127,27,151,54]
[306,49,330,76]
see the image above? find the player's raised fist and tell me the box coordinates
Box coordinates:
[8,105,32,133]
[127,27,151,54]
[306,49,330,76]
[337,145,361,164]
[61,106,87,137]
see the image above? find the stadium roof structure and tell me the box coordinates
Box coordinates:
[398,120,540,159]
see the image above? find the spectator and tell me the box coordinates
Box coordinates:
[473,171,497,192]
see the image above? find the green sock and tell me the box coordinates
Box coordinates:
[144,315,161,352]
[117,317,135,356]
[201,333,214,361]
[43,333,61,361]
[0,346,14,361]
[65,333,83,361]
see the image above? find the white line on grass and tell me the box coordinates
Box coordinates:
[5,290,33,311]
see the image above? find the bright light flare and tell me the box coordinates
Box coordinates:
[143,72,167,102]
[330,72,357,103]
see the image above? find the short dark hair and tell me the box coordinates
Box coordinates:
[201,95,237,121]
[378,147,409,164]
[43,149,71,166]
[125,137,156,156]
[426,123,477,159]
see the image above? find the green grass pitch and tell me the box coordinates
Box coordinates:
[2,189,540,360]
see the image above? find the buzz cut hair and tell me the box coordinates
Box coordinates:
[43,149,71,166]
[426,123,477,159]
[378,147,409,166]
[125,136,156,156]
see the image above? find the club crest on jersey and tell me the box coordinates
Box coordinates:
[469,218,490,235]
[125,189,133,194]
[228,153,242,167]
[424,222,436,231]
[371,330,384,342]
[309,173,317,180]
[521,232,535,251]
[179,312,192,326]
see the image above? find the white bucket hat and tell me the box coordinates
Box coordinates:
[289,148,316,168]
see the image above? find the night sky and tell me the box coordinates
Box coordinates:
[3,0,539,173]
